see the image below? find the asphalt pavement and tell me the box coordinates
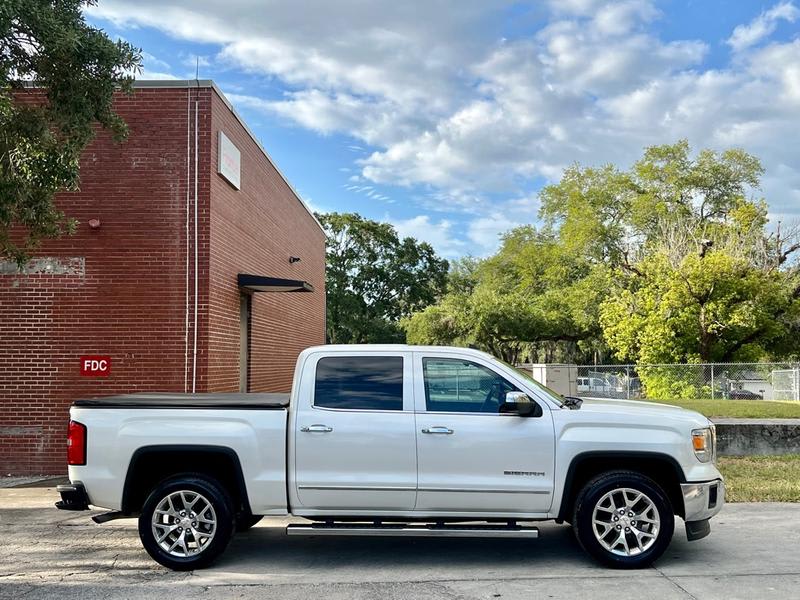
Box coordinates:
[1,482,798,599]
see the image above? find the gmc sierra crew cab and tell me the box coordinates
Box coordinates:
[57,345,724,570]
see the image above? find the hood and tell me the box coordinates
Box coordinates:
[575,397,711,429]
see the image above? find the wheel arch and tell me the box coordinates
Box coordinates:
[121,445,251,515]
[557,451,687,521]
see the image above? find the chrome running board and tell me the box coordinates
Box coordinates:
[286,522,539,538]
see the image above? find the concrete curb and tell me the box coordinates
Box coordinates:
[711,418,800,456]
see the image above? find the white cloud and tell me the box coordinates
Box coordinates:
[295,192,328,217]
[359,22,706,194]
[467,213,525,252]
[181,53,213,72]
[232,90,367,136]
[94,0,800,251]
[749,40,800,104]
[393,196,534,258]
[591,0,659,36]
[728,1,799,52]
[127,49,179,80]
[547,0,609,16]
[392,215,467,258]
[137,70,178,80]
[141,51,172,72]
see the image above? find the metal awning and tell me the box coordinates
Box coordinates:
[238,273,314,293]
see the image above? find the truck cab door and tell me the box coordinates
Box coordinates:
[413,353,556,515]
[290,351,417,512]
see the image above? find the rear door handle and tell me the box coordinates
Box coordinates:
[421,426,454,435]
[301,424,333,433]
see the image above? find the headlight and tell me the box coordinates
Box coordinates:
[692,427,715,463]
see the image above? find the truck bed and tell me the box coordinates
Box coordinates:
[72,392,290,409]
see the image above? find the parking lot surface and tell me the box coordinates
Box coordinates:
[1,482,798,599]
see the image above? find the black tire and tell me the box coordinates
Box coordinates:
[235,513,263,532]
[138,473,235,570]
[572,470,674,569]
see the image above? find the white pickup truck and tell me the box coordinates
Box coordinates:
[57,345,724,570]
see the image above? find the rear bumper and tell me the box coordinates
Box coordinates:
[55,482,91,511]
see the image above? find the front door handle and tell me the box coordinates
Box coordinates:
[301,424,333,433]
[421,426,454,435]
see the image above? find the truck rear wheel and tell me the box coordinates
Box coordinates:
[138,474,235,570]
[572,470,674,569]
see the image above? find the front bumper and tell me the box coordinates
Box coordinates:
[55,482,91,511]
[682,478,725,522]
[681,478,724,540]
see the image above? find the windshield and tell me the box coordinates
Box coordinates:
[499,359,566,407]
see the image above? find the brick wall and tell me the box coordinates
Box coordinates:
[0,83,325,474]
[207,89,326,393]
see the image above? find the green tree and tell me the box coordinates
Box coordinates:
[318,212,449,344]
[406,141,800,371]
[540,141,800,370]
[600,250,798,365]
[403,226,608,363]
[539,140,767,272]
[1,0,141,263]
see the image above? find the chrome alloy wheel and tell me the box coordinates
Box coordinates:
[151,490,217,557]
[591,487,660,556]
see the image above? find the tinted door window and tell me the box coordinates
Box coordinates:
[314,356,403,410]
[423,358,517,413]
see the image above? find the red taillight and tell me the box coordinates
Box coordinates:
[67,420,87,466]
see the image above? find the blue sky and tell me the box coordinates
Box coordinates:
[87,0,800,258]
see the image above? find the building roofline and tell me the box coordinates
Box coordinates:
[133,79,325,235]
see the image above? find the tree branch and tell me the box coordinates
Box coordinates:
[621,248,643,277]
[779,242,800,266]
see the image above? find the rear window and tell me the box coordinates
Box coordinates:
[314,356,404,411]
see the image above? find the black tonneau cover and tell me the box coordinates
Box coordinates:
[72,392,289,410]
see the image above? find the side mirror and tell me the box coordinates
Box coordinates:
[500,391,542,417]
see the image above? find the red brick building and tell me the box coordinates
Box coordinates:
[0,81,327,475]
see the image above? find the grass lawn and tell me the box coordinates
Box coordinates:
[717,455,800,502]
[640,397,800,419]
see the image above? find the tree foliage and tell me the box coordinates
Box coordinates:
[541,141,800,365]
[539,140,769,272]
[318,212,449,344]
[1,0,141,262]
[403,227,608,363]
[600,250,797,365]
[405,141,800,370]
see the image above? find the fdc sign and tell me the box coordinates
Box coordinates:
[80,356,111,377]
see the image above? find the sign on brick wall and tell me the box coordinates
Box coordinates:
[218,131,241,189]
[80,356,111,377]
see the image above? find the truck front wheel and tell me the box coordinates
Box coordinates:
[572,471,674,569]
[138,474,235,570]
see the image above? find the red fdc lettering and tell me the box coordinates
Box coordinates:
[80,355,111,377]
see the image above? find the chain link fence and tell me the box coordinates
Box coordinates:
[576,363,800,401]
[518,362,800,401]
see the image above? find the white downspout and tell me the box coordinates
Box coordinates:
[192,98,199,393]
[184,87,191,393]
